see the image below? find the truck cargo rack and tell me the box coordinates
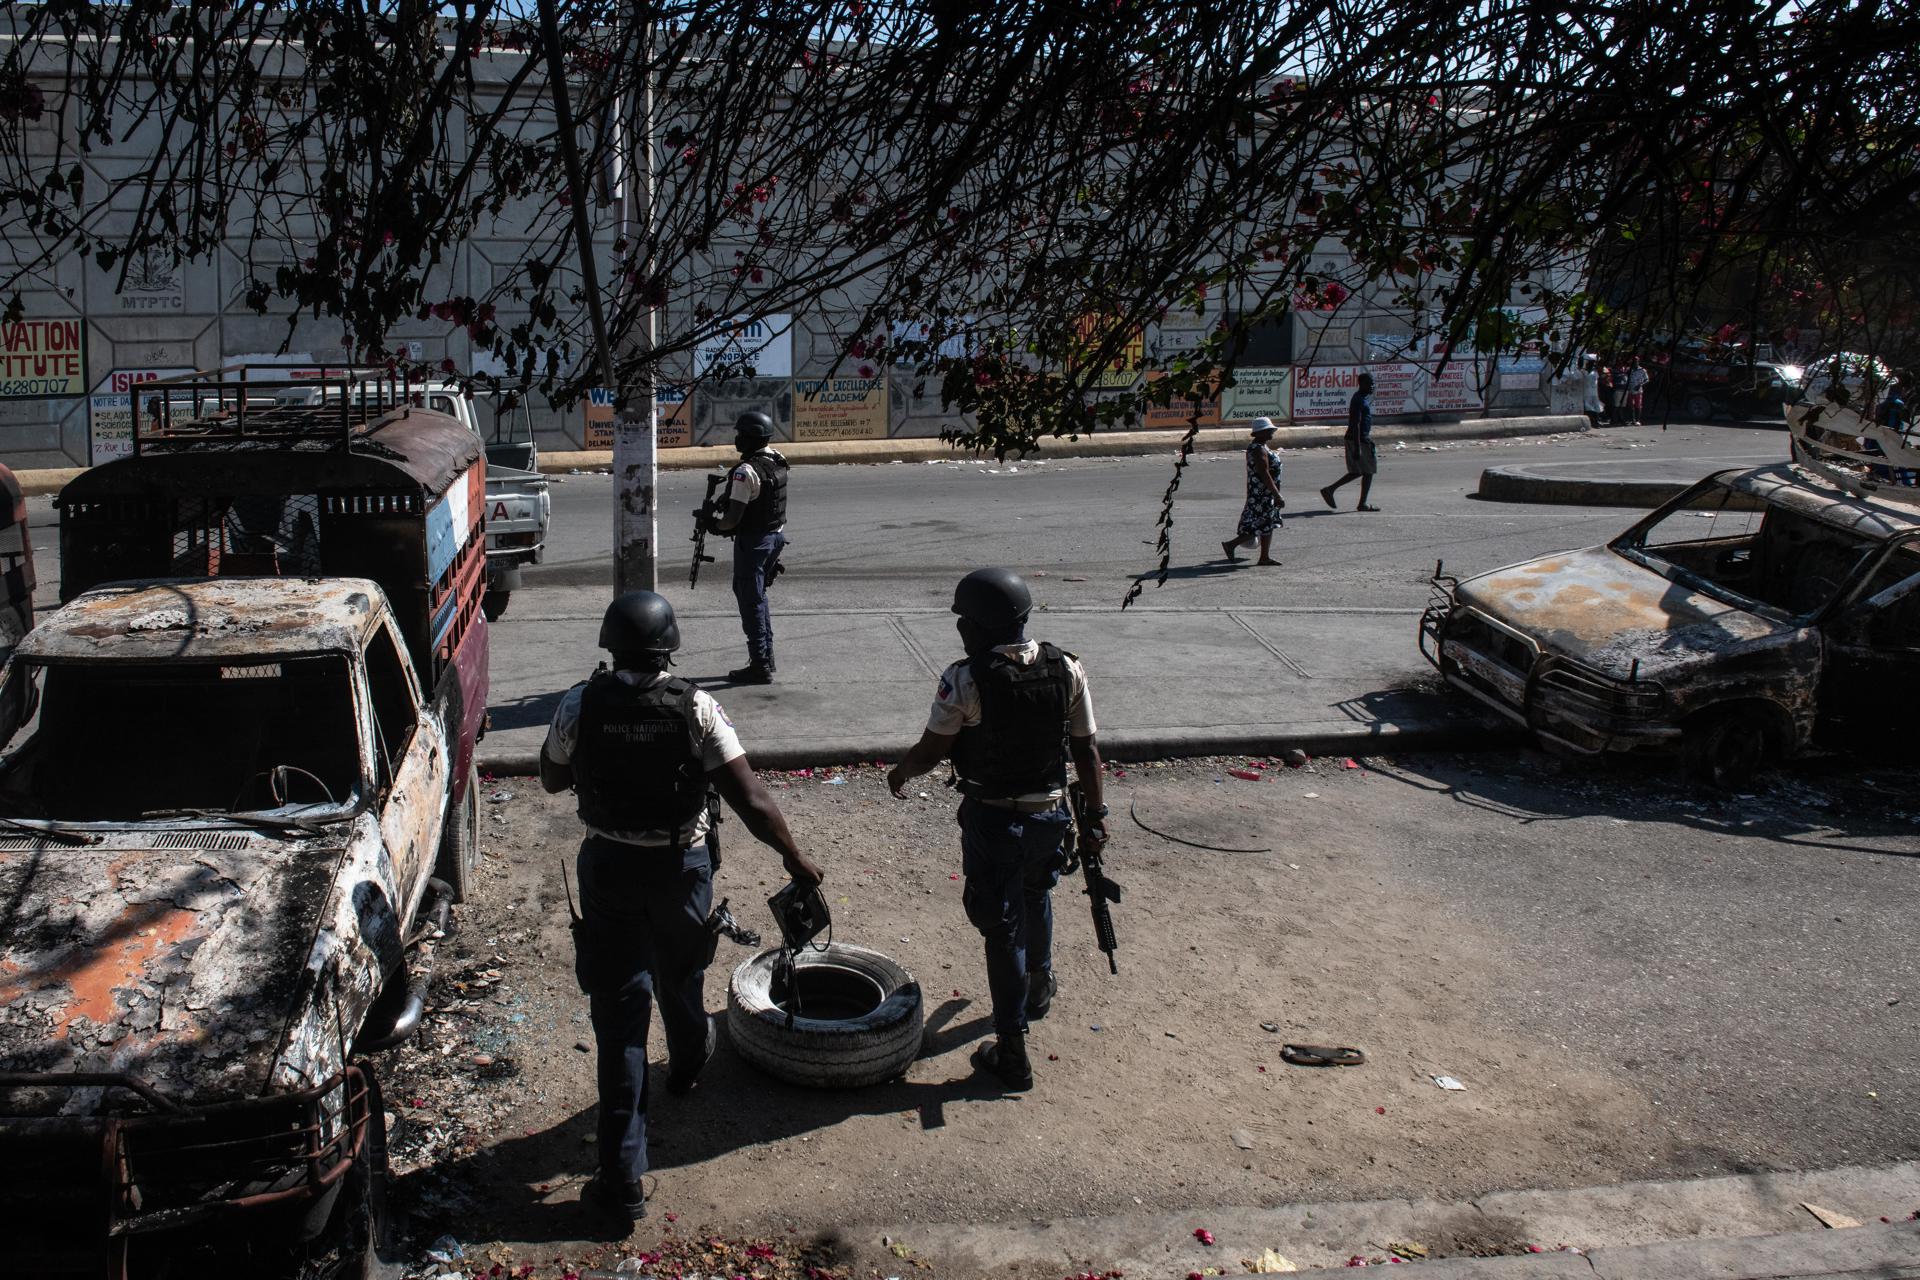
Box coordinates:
[132,365,428,456]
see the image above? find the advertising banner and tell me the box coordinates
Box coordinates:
[1142,371,1222,429]
[1219,367,1292,422]
[1073,314,1144,388]
[694,314,793,379]
[1,318,86,399]
[1423,340,1486,415]
[658,385,691,447]
[582,386,616,448]
[1293,362,1423,418]
[89,367,190,464]
[793,375,887,440]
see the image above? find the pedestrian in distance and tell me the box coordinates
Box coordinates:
[1320,372,1380,511]
[1598,361,1618,425]
[540,591,823,1224]
[706,410,789,684]
[1222,416,1285,565]
[1581,356,1605,429]
[885,568,1108,1093]
[1624,356,1649,425]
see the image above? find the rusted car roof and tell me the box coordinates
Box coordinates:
[1737,463,1920,538]
[57,408,481,502]
[18,578,387,661]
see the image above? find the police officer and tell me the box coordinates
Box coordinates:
[540,591,822,1221]
[885,568,1106,1091]
[707,409,789,684]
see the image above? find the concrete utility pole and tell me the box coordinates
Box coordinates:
[536,0,656,593]
[611,16,659,595]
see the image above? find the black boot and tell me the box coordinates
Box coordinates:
[727,660,773,684]
[583,1170,647,1221]
[971,1034,1034,1091]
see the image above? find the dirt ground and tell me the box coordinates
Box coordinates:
[380,749,1920,1276]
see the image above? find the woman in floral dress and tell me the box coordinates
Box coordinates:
[1222,417,1285,565]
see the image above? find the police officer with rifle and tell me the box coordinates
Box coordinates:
[541,591,823,1223]
[886,568,1112,1092]
[696,409,788,684]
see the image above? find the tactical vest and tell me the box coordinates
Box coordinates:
[951,643,1072,798]
[738,450,788,536]
[572,672,708,836]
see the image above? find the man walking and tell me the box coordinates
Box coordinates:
[1320,371,1380,511]
[1624,356,1649,425]
[707,410,789,684]
[885,568,1107,1092]
[541,591,823,1223]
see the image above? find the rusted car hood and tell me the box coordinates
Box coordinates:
[0,828,346,1105]
[1455,547,1790,676]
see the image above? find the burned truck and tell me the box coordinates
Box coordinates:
[1421,461,1920,785]
[0,371,490,1274]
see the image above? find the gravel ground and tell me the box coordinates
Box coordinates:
[377,748,1919,1276]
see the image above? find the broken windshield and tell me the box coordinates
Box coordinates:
[1615,485,1878,621]
[0,656,363,822]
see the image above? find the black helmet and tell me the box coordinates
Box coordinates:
[951,567,1032,631]
[599,591,680,656]
[734,410,775,441]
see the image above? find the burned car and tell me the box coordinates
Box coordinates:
[0,578,450,1274]
[1421,462,1920,784]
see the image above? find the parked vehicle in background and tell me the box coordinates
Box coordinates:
[0,368,491,1273]
[1650,356,1799,421]
[1800,351,1897,405]
[0,464,33,664]
[1421,462,1920,785]
[272,374,550,620]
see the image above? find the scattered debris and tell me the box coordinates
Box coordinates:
[1260,1021,1280,1033]
[1282,1044,1366,1067]
[1802,1203,1862,1229]
[1194,1227,1216,1246]
[1388,1242,1430,1260]
[1247,1248,1297,1273]
[1231,1129,1256,1150]
[1432,1075,1467,1091]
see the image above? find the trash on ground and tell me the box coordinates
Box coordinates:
[1260,1021,1280,1033]
[1282,749,1309,768]
[1389,1242,1430,1260]
[1248,1248,1298,1272]
[1228,769,1263,781]
[1281,1043,1367,1067]
[488,789,514,803]
[1194,1227,1216,1246]
[1231,1128,1256,1150]
[1432,1075,1467,1091]
[1340,758,1360,770]
[425,1236,465,1263]
[822,776,848,785]
[1802,1203,1862,1229]
[1302,791,1320,798]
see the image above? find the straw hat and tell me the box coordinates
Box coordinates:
[1249,417,1278,437]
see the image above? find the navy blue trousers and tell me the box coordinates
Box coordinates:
[732,529,786,664]
[958,798,1070,1039]
[576,835,713,1183]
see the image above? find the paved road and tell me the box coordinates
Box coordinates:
[522,419,1782,620]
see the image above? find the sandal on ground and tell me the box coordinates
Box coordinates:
[1280,1043,1367,1067]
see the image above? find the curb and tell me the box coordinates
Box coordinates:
[475,714,1521,776]
[1476,463,1767,509]
[536,414,1590,474]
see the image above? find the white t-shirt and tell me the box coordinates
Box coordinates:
[927,640,1097,803]
[543,670,744,846]
[725,449,787,530]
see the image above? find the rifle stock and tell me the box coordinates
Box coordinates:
[1068,781,1122,974]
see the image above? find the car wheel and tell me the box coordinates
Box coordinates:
[435,761,479,903]
[727,943,925,1088]
[1684,707,1770,788]
[1683,393,1716,420]
[482,589,509,621]
[339,1074,399,1280]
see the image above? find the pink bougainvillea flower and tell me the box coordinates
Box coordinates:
[1193,1228,1215,1246]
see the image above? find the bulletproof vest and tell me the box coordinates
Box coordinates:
[951,643,1072,798]
[572,672,708,836]
[738,450,788,536]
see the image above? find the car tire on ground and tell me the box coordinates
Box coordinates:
[1683,393,1717,420]
[435,761,479,903]
[340,1071,400,1280]
[1684,705,1771,788]
[483,589,510,621]
[727,943,925,1089]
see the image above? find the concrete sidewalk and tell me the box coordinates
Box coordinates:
[1,413,1588,497]
[477,601,1510,774]
[1477,447,1786,507]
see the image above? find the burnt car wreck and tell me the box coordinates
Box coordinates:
[0,371,490,1276]
[1422,461,1920,786]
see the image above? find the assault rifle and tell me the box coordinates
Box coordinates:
[689,473,725,588]
[1066,780,1122,974]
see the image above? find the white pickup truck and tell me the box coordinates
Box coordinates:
[274,378,551,620]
